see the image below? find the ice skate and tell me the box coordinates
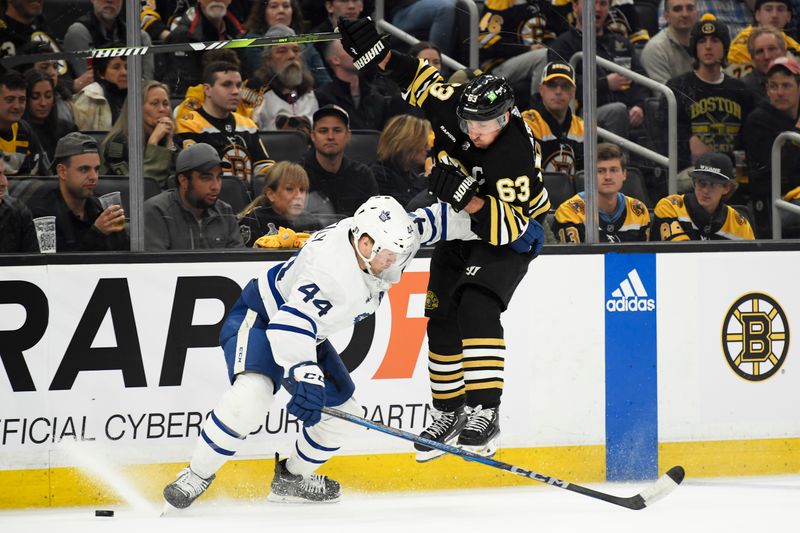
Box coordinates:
[458,406,500,457]
[414,406,468,462]
[163,467,215,509]
[268,455,341,503]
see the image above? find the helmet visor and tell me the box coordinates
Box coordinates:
[458,113,508,135]
[368,246,414,282]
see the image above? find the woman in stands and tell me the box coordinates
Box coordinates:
[100,81,176,187]
[69,54,128,131]
[22,69,77,163]
[242,0,331,87]
[238,161,322,246]
[370,114,432,208]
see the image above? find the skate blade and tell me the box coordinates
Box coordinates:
[459,435,500,459]
[267,492,341,504]
[160,501,182,517]
[415,447,447,463]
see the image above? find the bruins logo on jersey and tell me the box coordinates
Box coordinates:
[721,292,789,381]
[542,143,576,175]
[567,197,585,215]
[425,290,439,310]
[733,210,746,226]
[519,12,548,45]
[630,199,645,217]
[669,196,684,208]
[224,143,253,180]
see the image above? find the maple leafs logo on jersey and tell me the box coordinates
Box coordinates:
[379,210,391,222]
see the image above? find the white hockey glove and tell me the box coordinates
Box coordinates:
[287,362,326,427]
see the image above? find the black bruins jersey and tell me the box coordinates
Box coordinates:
[522,95,584,178]
[176,107,273,183]
[385,53,550,246]
[0,15,68,76]
[553,192,650,243]
[0,120,47,176]
[478,0,568,70]
[652,194,755,241]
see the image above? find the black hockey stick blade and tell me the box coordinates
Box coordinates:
[0,31,341,68]
[322,406,685,510]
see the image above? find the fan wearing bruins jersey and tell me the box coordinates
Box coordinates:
[522,61,584,178]
[652,152,755,241]
[553,143,649,243]
[478,0,567,72]
[339,17,549,462]
[0,71,48,175]
[176,61,273,185]
[551,0,650,46]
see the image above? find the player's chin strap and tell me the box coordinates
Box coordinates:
[352,234,380,278]
[321,406,685,511]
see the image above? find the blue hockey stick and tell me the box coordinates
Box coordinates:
[321,406,684,510]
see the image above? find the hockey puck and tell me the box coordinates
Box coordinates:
[95,509,114,517]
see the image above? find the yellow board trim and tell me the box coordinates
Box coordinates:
[0,445,605,509]
[659,437,800,478]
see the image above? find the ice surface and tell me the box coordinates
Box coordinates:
[1,475,799,533]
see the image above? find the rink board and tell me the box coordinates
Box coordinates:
[0,249,798,507]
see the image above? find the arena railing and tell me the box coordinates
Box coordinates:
[569,52,678,197]
[373,0,478,71]
[770,131,800,239]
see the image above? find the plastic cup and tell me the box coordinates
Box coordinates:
[99,191,125,229]
[33,216,56,253]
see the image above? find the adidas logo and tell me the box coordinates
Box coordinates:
[606,268,655,312]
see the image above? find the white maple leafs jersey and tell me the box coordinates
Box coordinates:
[247,202,476,373]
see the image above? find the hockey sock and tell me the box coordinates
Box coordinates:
[190,372,274,479]
[426,316,465,411]
[457,286,504,408]
[286,397,360,476]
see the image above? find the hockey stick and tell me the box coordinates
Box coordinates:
[0,31,341,68]
[321,406,684,510]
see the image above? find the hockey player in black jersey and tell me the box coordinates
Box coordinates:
[339,17,549,461]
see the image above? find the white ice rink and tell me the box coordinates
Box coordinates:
[2,474,799,533]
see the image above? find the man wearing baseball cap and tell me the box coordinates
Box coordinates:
[743,55,800,237]
[666,14,755,176]
[30,132,129,252]
[301,104,378,219]
[522,62,584,180]
[144,142,244,250]
[652,152,755,241]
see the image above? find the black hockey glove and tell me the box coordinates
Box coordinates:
[287,362,326,427]
[428,164,478,212]
[338,17,389,70]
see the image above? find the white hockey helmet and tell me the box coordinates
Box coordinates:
[351,196,418,281]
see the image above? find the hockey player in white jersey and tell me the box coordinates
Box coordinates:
[163,195,542,509]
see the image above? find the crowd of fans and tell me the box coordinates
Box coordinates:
[1,0,800,254]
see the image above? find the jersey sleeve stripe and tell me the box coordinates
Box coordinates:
[266,323,316,340]
[281,305,318,336]
[489,198,499,245]
[421,206,437,244]
[502,202,521,241]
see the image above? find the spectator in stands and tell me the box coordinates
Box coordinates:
[101,81,176,187]
[522,62,585,179]
[22,69,77,165]
[253,25,319,132]
[741,26,788,102]
[242,0,331,86]
[728,0,800,76]
[162,0,247,97]
[69,55,128,132]
[410,41,443,72]
[311,0,364,44]
[176,61,273,186]
[301,104,377,218]
[641,0,698,84]
[317,39,391,131]
[144,142,244,250]
[666,14,754,182]
[548,0,648,140]
[237,160,322,246]
[20,43,77,122]
[0,155,39,253]
[552,142,650,243]
[173,50,265,121]
[30,132,129,251]
[63,0,154,80]
[742,56,800,237]
[369,114,430,207]
[651,152,755,240]
[0,0,92,94]
[0,71,49,176]
[684,1,753,37]
[386,0,457,59]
